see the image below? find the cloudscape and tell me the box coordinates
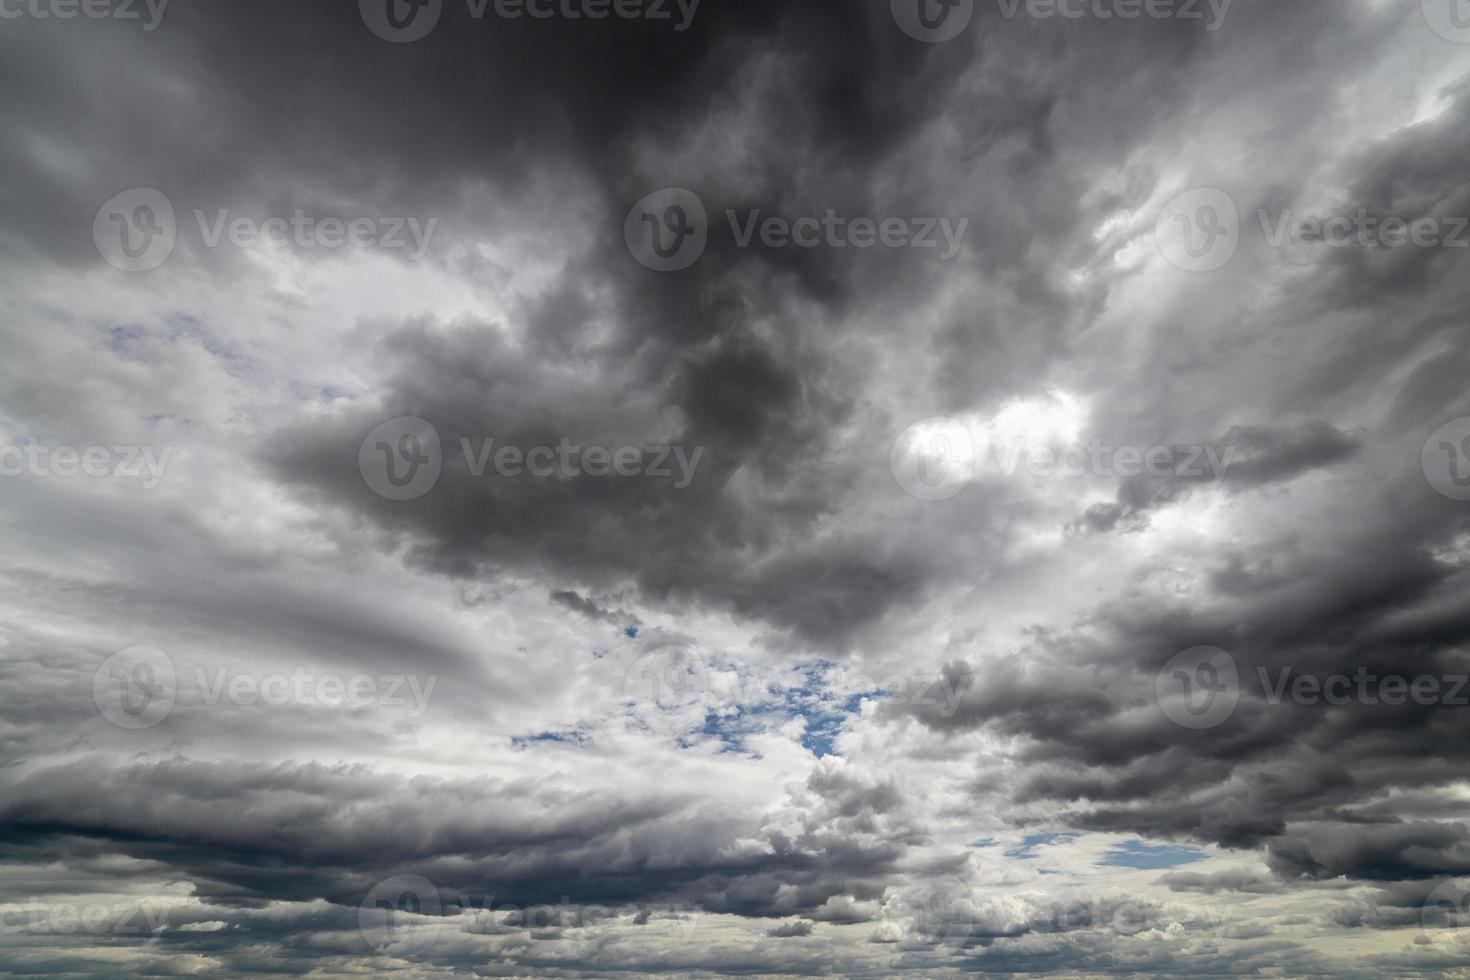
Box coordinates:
[2,0,1470,976]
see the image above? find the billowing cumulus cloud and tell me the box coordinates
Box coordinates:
[1,0,1469,976]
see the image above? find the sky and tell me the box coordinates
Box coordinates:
[1,0,1469,976]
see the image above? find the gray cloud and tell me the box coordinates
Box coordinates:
[2,0,1469,976]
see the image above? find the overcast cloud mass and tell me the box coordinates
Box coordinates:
[2,0,1470,976]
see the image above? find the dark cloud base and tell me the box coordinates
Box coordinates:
[3,0,1470,976]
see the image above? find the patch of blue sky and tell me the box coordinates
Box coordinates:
[646,650,892,759]
[1097,840,1208,869]
[678,708,765,755]
[104,324,148,357]
[1004,833,1083,859]
[511,730,591,749]
[780,660,872,758]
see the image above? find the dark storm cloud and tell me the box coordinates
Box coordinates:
[262,316,931,645]
[0,755,926,927]
[158,0,939,637]
[1158,868,1283,894]
[239,0,1397,645]
[550,589,640,626]
[1267,823,1470,883]
[1076,421,1362,534]
[893,406,1470,874]
[4,0,1470,975]
[1294,78,1470,314]
[209,0,972,645]
[0,0,1443,637]
[767,919,814,937]
[0,757,724,908]
[894,536,1470,870]
[876,51,1470,886]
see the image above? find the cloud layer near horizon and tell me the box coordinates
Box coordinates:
[1,1,1469,976]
